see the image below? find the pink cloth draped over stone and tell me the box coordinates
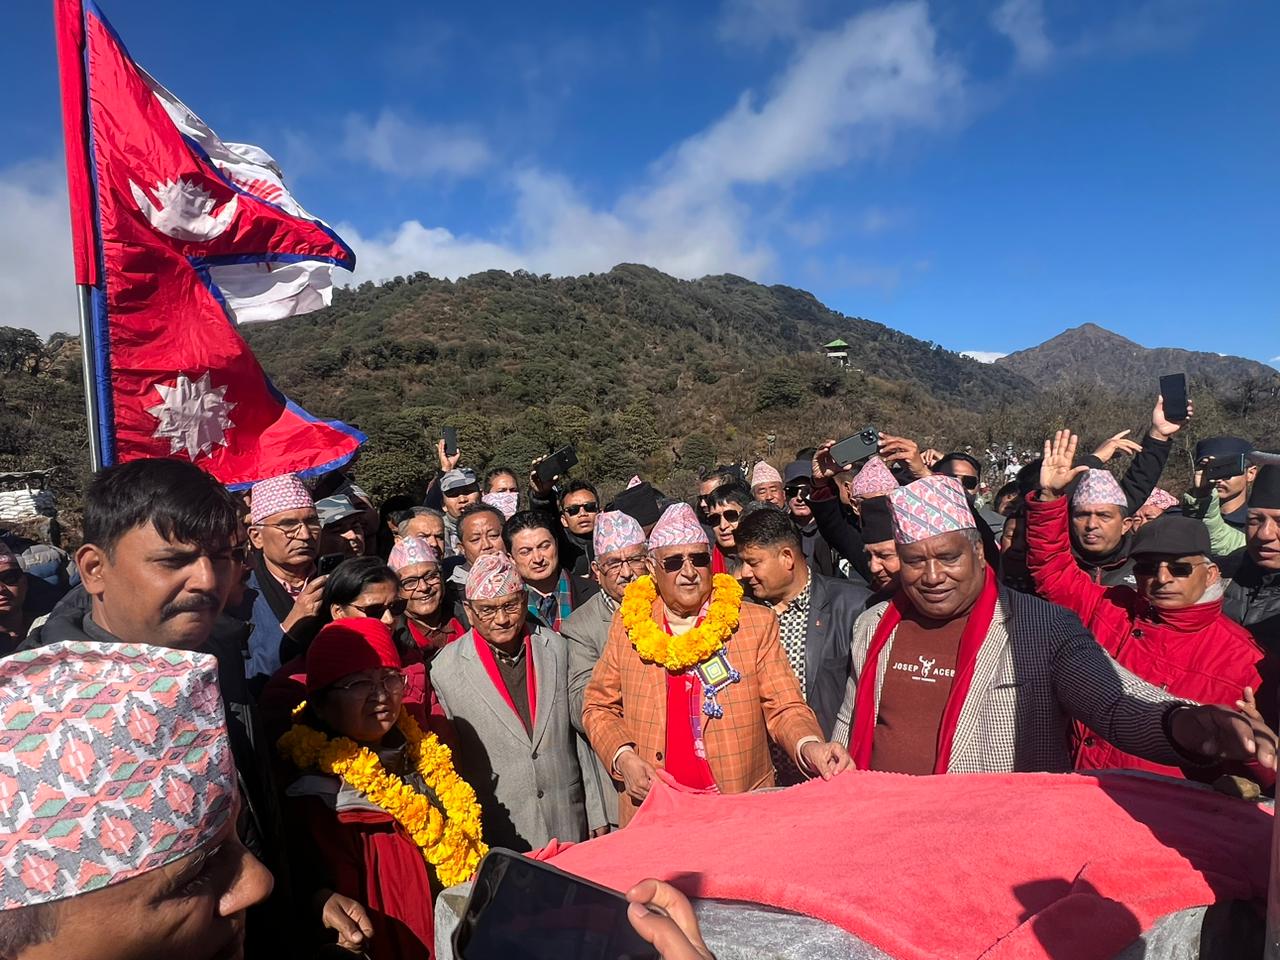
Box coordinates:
[547,770,1271,960]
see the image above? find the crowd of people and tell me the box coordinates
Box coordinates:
[2,393,1279,959]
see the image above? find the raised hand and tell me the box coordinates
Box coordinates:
[436,437,461,472]
[811,440,841,482]
[1038,430,1088,500]
[1151,395,1193,440]
[878,433,930,480]
[1092,430,1143,464]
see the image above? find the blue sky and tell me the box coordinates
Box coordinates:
[1,0,1276,366]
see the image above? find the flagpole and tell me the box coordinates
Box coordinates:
[75,284,103,472]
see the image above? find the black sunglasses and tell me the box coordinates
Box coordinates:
[954,475,979,491]
[706,509,741,526]
[658,551,712,573]
[563,502,599,516]
[1133,559,1202,578]
[0,569,23,586]
[784,483,811,497]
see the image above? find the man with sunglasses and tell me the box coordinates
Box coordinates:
[584,503,851,827]
[558,479,603,576]
[782,460,841,579]
[241,472,326,683]
[1027,430,1274,783]
[431,552,603,850]
[705,483,751,575]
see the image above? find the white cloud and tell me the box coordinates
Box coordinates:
[990,0,1053,70]
[0,161,78,336]
[342,109,491,179]
[961,350,1008,363]
[347,1,964,287]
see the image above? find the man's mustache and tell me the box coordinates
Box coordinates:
[162,594,220,618]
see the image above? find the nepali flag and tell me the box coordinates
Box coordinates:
[54,0,364,486]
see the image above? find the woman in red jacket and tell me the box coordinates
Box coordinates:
[1026,430,1273,786]
[276,618,486,958]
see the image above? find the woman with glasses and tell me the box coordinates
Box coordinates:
[261,556,442,741]
[277,618,473,960]
[389,536,465,661]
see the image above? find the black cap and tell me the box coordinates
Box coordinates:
[860,495,895,544]
[1194,436,1251,462]
[1129,515,1211,559]
[783,460,811,484]
[609,482,663,529]
[1250,465,1280,510]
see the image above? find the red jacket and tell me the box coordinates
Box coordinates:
[1025,494,1273,785]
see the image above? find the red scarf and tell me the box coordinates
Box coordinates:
[472,628,537,733]
[849,567,998,774]
[712,545,729,575]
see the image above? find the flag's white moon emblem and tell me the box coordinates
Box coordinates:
[147,372,236,460]
[130,177,238,242]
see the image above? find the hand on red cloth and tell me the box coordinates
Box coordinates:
[800,740,853,779]
[626,879,715,960]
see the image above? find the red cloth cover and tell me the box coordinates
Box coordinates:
[548,771,1272,960]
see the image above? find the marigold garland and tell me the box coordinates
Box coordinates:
[620,573,743,671]
[277,705,487,888]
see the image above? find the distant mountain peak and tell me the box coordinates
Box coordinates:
[995,323,1275,392]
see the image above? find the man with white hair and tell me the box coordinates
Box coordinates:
[830,475,1277,776]
[584,503,851,827]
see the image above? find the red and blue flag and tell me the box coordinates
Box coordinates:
[54,0,364,486]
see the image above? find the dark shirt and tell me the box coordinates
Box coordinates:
[871,610,967,775]
[494,645,533,734]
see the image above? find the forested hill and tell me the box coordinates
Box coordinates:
[242,264,1032,496]
[2,265,1278,515]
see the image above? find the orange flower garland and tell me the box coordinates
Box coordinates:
[277,705,486,888]
[619,573,743,671]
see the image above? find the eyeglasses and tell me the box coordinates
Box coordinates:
[658,551,712,573]
[469,597,525,620]
[944,474,979,491]
[1133,559,1205,578]
[254,518,321,538]
[399,571,443,593]
[563,502,599,517]
[706,509,741,526]
[784,484,811,498]
[347,600,407,619]
[331,671,406,699]
[597,555,648,576]
[0,569,23,587]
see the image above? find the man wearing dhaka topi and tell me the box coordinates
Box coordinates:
[584,503,851,826]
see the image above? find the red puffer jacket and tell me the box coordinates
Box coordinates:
[1025,494,1274,787]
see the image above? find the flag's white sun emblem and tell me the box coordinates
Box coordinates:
[147,372,236,460]
[129,176,238,242]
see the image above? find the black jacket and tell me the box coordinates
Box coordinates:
[803,574,872,737]
[1223,552,1280,656]
[1080,433,1174,515]
[807,488,873,584]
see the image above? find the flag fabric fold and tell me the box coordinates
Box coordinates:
[54,0,364,485]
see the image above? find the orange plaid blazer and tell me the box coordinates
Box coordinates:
[582,597,823,825]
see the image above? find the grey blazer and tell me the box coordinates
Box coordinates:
[431,625,598,851]
[831,587,1185,773]
[804,574,871,738]
[562,589,622,828]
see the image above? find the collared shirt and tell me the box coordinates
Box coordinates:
[528,570,573,631]
[770,576,812,785]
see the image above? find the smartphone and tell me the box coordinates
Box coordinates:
[1159,374,1188,422]
[443,426,459,458]
[318,553,346,575]
[829,427,880,468]
[535,446,579,486]
[453,849,660,960]
[1204,454,1247,482]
